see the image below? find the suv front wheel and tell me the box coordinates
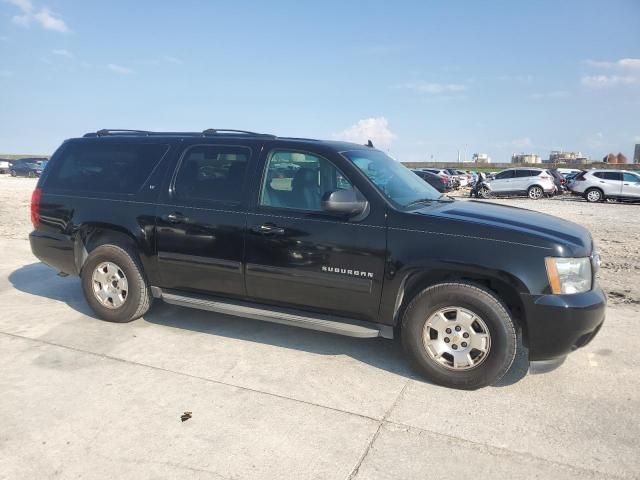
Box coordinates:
[81,244,152,322]
[401,282,517,389]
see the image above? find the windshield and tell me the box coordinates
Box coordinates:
[341,149,443,207]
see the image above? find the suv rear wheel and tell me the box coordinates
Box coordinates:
[401,282,517,389]
[81,244,152,322]
[527,185,543,200]
[585,188,603,203]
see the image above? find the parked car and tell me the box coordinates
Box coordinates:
[9,159,43,178]
[418,168,458,189]
[0,159,10,174]
[444,169,469,187]
[412,169,450,193]
[30,128,605,390]
[547,168,567,194]
[568,169,640,202]
[486,168,556,199]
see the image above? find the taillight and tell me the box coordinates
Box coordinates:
[574,173,586,181]
[30,188,41,228]
[442,175,449,181]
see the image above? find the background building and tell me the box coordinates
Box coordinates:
[546,151,589,165]
[472,153,491,164]
[511,153,541,164]
[603,153,628,164]
[634,144,640,164]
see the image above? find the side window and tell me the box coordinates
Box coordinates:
[45,142,169,194]
[514,170,532,178]
[495,170,514,180]
[603,172,622,181]
[623,172,640,182]
[260,150,353,211]
[593,172,605,179]
[174,145,250,203]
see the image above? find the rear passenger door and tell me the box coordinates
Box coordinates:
[155,142,254,297]
[595,171,623,196]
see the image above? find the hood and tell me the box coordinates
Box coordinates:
[411,200,593,256]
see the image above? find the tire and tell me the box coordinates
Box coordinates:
[81,243,152,323]
[10,170,16,177]
[527,185,543,200]
[27,171,35,178]
[584,188,603,203]
[479,187,491,199]
[401,282,517,390]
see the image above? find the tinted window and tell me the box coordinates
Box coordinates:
[603,172,622,181]
[494,170,514,180]
[46,142,168,194]
[623,172,640,182]
[260,150,354,211]
[174,145,250,203]
[593,172,605,179]
[514,169,538,177]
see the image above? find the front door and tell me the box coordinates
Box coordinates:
[155,142,255,297]
[490,169,514,193]
[245,148,386,323]
[622,172,640,198]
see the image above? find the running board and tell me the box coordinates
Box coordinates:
[156,288,392,339]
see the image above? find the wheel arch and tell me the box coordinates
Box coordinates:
[393,268,529,346]
[74,223,142,275]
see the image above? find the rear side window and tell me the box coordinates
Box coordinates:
[46,142,168,194]
[173,145,250,204]
[603,172,622,181]
[514,169,538,177]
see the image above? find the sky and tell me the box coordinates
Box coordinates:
[0,0,639,162]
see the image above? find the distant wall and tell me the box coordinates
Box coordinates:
[0,154,49,161]
[402,161,640,171]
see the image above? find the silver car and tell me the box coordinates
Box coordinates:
[568,169,640,202]
[486,168,556,200]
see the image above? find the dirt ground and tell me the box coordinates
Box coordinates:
[1,175,637,305]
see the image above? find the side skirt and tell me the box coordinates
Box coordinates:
[151,287,393,339]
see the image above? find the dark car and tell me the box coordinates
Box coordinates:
[412,169,450,193]
[10,158,44,178]
[29,129,605,390]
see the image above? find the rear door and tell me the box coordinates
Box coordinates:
[600,171,623,196]
[244,147,386,323]
[155,141,256,297]
[622,172,640,198]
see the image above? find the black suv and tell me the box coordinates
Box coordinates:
[29,129,605,389]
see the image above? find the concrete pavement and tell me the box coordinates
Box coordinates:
[0,237,638,479]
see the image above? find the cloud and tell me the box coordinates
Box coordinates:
[52,48,72,57]
[585,58,640,69]
[395,81,466,95]
[581,75,639,88]
[107,63,134,75]
[334,117,397,148]
[5,0,69,32]
[530,90,569,99]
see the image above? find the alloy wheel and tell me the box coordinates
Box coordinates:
[91,261,129,309]
[422,306,491,370]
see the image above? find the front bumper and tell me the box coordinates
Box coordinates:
[520,287,606,361]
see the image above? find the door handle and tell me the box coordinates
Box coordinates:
[164,212,187,223]
[251,224,285,235]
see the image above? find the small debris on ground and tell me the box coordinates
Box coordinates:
[181,411,192,422]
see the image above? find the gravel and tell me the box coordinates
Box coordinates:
[2,175,637,305]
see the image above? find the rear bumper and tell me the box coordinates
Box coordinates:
[29,230,78,275]
[520,287,606,361]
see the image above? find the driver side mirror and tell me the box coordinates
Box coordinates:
[321,189,368,217]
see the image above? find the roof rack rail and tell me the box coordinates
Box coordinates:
[202,128,276,138]
[95,129,152,137]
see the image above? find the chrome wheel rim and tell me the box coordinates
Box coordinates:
[587,190,600,202]
[529,187,543,199]
[91,262,128,309]
[423,306,491,371]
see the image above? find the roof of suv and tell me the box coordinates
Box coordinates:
[78,128,374,153]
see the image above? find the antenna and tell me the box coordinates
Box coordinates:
[366,140,374,148]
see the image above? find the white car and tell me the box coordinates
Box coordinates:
[0,159,10,174]
[486,168,556,200]
[568,169,640,202]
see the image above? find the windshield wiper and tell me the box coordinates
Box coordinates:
[405,198,438,208]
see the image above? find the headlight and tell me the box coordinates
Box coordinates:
[545,257,592,294]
